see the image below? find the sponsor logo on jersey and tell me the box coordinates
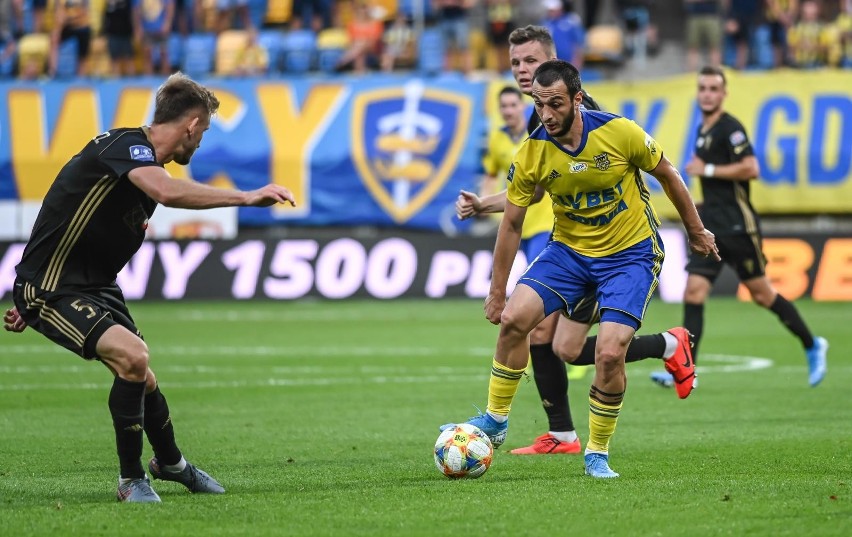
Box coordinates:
[129,145,155,162]
[351,81,472,223]
[644,134,657,155]
[729,130,746,145]
[593,152,611,171]
[569,162,588,173]
[547,169,562,179]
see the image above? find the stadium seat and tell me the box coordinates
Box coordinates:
[417,27,445,75]
[17,33,50,79]
[88,35,112,77]
[216,29,249,76]
[584,25,624,65]
[315,28,349,73]
[264,0,293,26]
[53,38,79,79]
[257,29,284,73]
[280,29,316,73]
[181,33,216,78]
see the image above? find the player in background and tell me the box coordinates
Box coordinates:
[456,25,698,458]
[445,59,718,478]
[650,65,828,389]
[3,73,296,503]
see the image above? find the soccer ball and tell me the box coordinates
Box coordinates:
[434,423,493,479]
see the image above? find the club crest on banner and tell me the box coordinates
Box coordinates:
[352,81,471,223]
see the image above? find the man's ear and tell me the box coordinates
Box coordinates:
[187,116,200,136]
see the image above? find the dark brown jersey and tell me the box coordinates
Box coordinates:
[16,128,161,290]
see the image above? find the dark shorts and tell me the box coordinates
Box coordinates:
[60,26,92,59]
[685,232,766,283]
[107,35,134,60]
[12,279,140,360]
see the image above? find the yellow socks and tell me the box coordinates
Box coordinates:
[486,359,525,417]
[586,385,624,453]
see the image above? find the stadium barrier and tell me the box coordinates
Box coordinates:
[1,229,849,302]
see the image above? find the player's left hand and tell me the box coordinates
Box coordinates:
[245,184,297,207]
[684,157,706,177]
[689,228,721,261]
[3,307,27,332]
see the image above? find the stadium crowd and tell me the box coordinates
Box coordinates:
[0,0,848,80]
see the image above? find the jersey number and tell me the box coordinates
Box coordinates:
[71,299,97,319]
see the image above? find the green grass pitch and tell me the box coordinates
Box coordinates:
[1,298,849,536]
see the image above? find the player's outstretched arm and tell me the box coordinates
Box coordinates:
[650,155,720,260]
[3,307,27,333]
[128,167,296,209]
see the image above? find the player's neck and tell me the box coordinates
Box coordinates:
[701,108,725,131]
[553,111,584,150]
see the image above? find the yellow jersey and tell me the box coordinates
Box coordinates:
[506,109,663,257]
[483,125,555,239]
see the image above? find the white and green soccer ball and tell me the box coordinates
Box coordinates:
[434,423,493,479]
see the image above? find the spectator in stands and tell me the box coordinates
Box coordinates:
[103,0,136,76]
[684,0,723,70]
[49,0,92,77]
[486,0,516,72]
[541,0,585,68]
[172,0,194,36]
[433,0,475,74]
[335,0,383,73]
[2,0,23,38]
[134,0,175,75]
[724,0,761,69]
[787,0,824,67]
[616,0,658,66]
[583,0,600,28]
[765,0,798,67]
[381,11,414,72]
[233,26,269,75]
[30,0,48,33]
[216,0,253,33]
[838,0,852,66]
[290,0,332,32]
[0,0,16,74]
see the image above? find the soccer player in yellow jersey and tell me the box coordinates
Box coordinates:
[447,59,718,478]
[454,25,701,460]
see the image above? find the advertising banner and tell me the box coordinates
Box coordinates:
[1,230,849,302]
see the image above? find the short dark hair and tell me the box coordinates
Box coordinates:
[508,25,556,57]
[699,65,727,86]
[153,72,220,124]
[498,86,524,100]
[532,60,582,98]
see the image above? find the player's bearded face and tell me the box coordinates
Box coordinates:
[532,81,576,138]
[175,115,210,165]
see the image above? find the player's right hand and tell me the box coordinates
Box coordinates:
[456,190,481,220]
[484,292,506,325]
[4,307,27,333]
[245,184,297,208]
[689,228,721,261]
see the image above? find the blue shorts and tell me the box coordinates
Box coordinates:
[517,235,665,329]
[520,231,551,264]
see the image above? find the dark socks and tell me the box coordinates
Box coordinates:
[571,334,666,366]
[769,295,814,349]
[143,386,182,466]
[684,303,704,362]
[529,343,574,432]
[109,376,146,479]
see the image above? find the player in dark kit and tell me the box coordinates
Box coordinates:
[3,72,296,503]
[650,65,828,389]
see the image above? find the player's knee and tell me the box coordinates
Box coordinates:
[595,346,623,371]
[499,310,533,341]
[553,339,582,363]
[115,339,150,381]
